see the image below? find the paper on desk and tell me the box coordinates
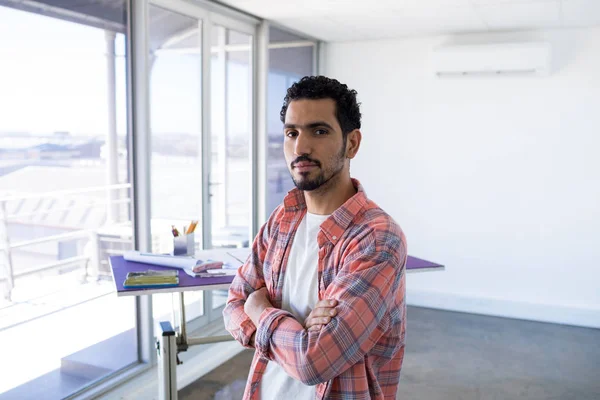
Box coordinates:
[226,248,251,264]
[198,249,249,269]
[123,250,245,278]
[203,268,238,276]
[192,248,250,276]
[123,251,197,268]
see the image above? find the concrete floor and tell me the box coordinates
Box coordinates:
[397,306,600,400]
[180,306,600,400]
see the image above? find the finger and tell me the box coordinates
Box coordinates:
[305,316,331,328]
[308,324,323,332]
[314,299,338,308]
[311,307,338,318]
[303,308,336,327]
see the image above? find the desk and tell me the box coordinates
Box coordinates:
[110,251,444,400]
[111,255,233,296]
[111,254,443,296]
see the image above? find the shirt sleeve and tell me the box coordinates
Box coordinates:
[222,207,280,348]
[253,222,407,385]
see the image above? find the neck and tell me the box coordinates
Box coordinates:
[303,169,356,215]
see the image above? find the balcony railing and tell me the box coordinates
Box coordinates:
[0,184,132,301]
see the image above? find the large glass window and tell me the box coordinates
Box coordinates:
[209,25,253,311]
[147,5,207,330]
[266,27,315,215]
[148,2,256,331]
[0,3,136,399]
[0,3,315,396]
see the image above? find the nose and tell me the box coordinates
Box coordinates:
[294,131,312,157]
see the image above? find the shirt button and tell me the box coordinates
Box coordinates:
[332,235,337,240]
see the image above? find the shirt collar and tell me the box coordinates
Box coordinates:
[283,178,369,245]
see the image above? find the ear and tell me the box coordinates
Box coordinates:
[345,129,362,159]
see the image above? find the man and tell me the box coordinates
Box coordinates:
[223,76,407,399]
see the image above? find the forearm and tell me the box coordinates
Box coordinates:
[223,228,269,347]
[223,300,257,348]
[245,298,270,327]
[254,309,333,385]
[243,288,276,349]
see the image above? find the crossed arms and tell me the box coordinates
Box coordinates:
[223,217,406,385]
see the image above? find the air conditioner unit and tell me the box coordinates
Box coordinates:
[431,42,551,77]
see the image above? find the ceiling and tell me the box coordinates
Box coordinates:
[3,0,598,44]
[216,0,600,42]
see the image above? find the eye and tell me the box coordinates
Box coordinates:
[286,130,298,138]
[315,129,328,135]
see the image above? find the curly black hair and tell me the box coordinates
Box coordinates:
[280,76,361,137]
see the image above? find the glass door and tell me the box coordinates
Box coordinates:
[207,21,255,316]
[148,0,208,331]
[148,0,256,326]
[209,26,253,250]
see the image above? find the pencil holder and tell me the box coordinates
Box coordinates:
[173,232,195,256]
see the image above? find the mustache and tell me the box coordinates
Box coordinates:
[291,155,321,168]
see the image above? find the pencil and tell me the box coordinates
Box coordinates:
[187,220,198,234]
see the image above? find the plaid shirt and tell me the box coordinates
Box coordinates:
[224,179,407,399]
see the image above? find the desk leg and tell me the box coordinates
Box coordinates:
[158,321,178,400]
[179,291,187,349]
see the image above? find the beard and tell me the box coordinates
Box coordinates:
[290,140,347,192]
[293,170,330,191]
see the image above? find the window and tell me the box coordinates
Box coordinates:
[209,24,253,310]
[148,5,207,330]
[148,3,255,332]
[0,3,317,397]
[0,3,136,399]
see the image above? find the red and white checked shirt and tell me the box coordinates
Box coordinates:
[223,179,407,399]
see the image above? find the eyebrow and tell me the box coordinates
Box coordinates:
[284,121,335,131]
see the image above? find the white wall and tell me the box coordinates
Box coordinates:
[324,28,600,328]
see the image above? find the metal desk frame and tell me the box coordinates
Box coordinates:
[156,287,234,400]
[110,253,237,400]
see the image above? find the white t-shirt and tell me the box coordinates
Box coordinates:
[260,212,329,400]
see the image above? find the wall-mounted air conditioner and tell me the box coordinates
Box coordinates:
[431,42,552,77]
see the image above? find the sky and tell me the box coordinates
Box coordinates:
[0,5,251,138]
[0,6,128,136]
[0,4,314,142]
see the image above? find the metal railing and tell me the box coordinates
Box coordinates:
[0,184,132,301]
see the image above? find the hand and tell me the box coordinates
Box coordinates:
[304,299,338,332]
[244,287,272,326]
